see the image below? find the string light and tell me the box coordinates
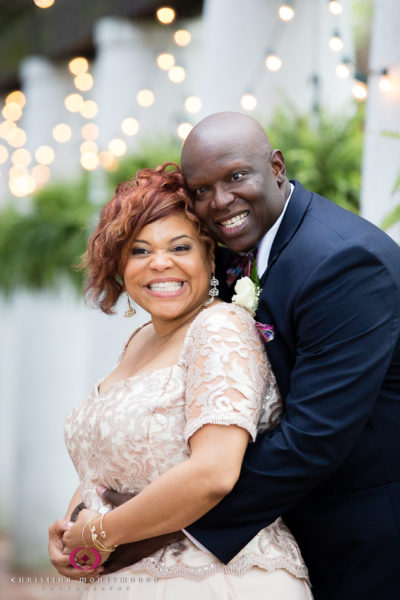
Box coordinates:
[35,145,55,165]
[80,141,98,154]
[5,91,26,107]
[328,1,343,15]
[177,123,193,141]
[184,97,202,114]
[7,128,27,148]
[98,150,117,170]
[9,166,28,179]
[52,123,72,143]
[80,152,99,170]
[0,144,8,164]
[0,120,16,140]
[121,118,140,135]
[240,94,257,111]
[379,69,392,93]
[336,57,351,79]
[33,0,55,8]
[9,174,36,197]
[157,53,175,70]
[2,102,23,122]
[74,73,94,92]
[137,90,155,107]
[65,93,84,112]
[81,123,99,141]
[11,149,31,167]
[80,100,98,119]
[265,53,282,72]
[352,75,368,101]
[68,57,89,76]
[32,164,50,185]
[156,7,176,25]
[278,4,295,22]
[329,31,344,53]
[108,138,127,156]
[174,30,191,46]
[168,66,186,83]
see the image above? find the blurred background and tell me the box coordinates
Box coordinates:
[0,0,399,597]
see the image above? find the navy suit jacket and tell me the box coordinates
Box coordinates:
[186,181,400,599]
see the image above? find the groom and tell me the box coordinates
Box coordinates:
[60,113,400,598]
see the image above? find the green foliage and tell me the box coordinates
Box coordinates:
[267,106,364,213]
[381,173,400,231]
[0,176,94,294]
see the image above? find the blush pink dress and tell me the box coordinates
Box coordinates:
[64,302,312,599]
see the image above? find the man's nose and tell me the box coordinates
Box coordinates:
[212,184,234,210]
[149,250,173,270]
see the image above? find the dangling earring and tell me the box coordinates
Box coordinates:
[124,294,136,317]
[204,274,219,306]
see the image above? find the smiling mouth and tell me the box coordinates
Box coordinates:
[218,211,249,230]
[147,281,184,292]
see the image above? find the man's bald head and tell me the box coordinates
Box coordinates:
[180,111,289,253]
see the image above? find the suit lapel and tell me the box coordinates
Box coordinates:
[260,180,313,285]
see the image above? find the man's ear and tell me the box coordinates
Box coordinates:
[270,149,286,184]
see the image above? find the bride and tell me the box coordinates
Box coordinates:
[49,163,312,599]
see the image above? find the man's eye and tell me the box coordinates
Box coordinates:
[194,187,208,196]
[131,248,149,255]
[172,245,191,253]
[231,173,244,181]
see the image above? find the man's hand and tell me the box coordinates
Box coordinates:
[48,518,104,581]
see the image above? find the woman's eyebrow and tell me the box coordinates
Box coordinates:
[170,235,193,242]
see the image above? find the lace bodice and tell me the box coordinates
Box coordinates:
[64,302,308,581]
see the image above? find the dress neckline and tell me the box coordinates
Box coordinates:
[96,301,229,397]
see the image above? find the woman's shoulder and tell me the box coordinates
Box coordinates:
[189,301,259,337]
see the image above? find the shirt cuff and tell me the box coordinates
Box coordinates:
[181,529,212,554]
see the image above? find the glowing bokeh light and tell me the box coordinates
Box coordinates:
[80,141,98,154]
[184,96,202,114]
[137,90,155,107]
[265,54,282,72]
[156,7,176,25]
[278,4,295,21]
[35,145,55,165]
[0,120,17,140]
[7,127,27,148]
[32,164,50,185]
[2,102,23,122]
[98,150,117,170]
[0,144,9,164]
[379,70,392,92]
[80,100,98,119]
[52,123,72,143]
[336,61,351,79]
[65,93,84,112]
[352,80,368,101]
[33,0,55,8]
[11,148,32,167]
[174,29,191,46]
[240,94,257,111]
[9,174,36,197]
[6,91,26,107]
[157,53,175,70]
[68,57,89,75]
[81,123,99,141]
[9,165,28,179]
[108,138,127,156]
[328,1,343,16]
[121,118,140,136]
[168,66,186,83]
[74,73,94,92]
[329,33,344,53]
[80,152,99,170]
[177,123,193,141]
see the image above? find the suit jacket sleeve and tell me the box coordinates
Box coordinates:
[186,244,400,562]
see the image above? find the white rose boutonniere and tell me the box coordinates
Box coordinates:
[232,276,261,317]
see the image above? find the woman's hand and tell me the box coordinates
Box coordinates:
[48,517,105,581]
[62,508,111,566]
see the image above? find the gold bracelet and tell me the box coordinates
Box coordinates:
[90,515,118,552]
[81,516,95,547]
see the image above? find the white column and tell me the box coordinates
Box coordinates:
[360,0,400,242]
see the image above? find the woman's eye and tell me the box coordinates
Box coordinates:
[172,245,191,253]
[131,248,149,256]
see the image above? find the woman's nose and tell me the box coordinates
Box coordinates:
[149,250,173,269]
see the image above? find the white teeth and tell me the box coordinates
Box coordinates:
[220,212,248,229]
[149,281,183,292]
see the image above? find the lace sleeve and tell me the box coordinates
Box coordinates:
[183,304,280,445]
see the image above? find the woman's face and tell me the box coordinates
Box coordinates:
[123,212,214,322]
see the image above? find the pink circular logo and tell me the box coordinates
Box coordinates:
[69,547,101,570]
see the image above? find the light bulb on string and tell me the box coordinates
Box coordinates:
[184,96,202,114]
[265,52,282,72]
[80,152,99,171]
[240,93,257,111]
[80,100,98,119]
[336,57,351,79]
[5,91,26,107]
[121,118,140,136]
[65,93,84,112]
[9,174,36,197]
[328,1,343,15]
[352,74,368,101]
[7,128,27,148]
[32,164,50,185]
[80,141,98,155]
[35,145,55,165]
[81,123,99,141]
[68,57,89,76]
[329,31,344,53]
[156,53,175,71]
[137,90,155,107]
[0,144,8,164]
[379,69,392,93]
[98,151,118,170]
[0,120,17,140]
[177,123,193,141]
[174,30,191,46]
[278,4,295,22]
[74,73,94,92]
[52,123,72,143]
[168,66,186,83]
[156,7,176,25]
[2,102,23,122]
[108,138,127,157]
[33,0,55,8]
[11,148,31,167]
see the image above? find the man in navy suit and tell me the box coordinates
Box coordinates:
[51,112,400,598]
[178,112,400,599]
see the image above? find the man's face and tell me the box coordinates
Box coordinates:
[182,138,285,253]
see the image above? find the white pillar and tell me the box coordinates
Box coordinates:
[360,0,400,242]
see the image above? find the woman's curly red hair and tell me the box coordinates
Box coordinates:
[83,162,214,314]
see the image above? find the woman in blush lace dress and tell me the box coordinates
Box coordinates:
[50,164,312,599]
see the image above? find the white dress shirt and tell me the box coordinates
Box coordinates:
[182,183,294,553]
